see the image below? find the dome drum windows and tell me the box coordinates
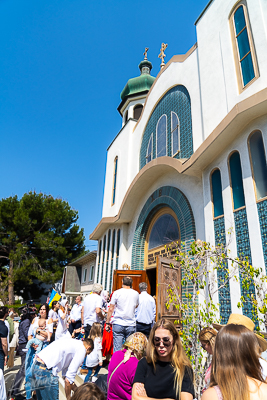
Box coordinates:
[229,1,259,91]
[112,156,118,206]
[133,104,143,120]
[156,115,167,158]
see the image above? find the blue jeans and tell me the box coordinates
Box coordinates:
[84,365,101,382]
[0,351,4,371]
[112,324,136,352]
[30,361,59,400]
[25,342,49,400]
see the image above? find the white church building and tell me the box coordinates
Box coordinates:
[90,0,267,324]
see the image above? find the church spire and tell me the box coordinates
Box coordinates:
[139,47,153,75]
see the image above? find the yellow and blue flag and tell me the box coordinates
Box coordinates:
[48,289,61,306]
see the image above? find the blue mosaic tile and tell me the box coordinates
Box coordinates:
[131,186,196,270]
[214,217,232,324]
[140,85,193,169]
[257,199,267,269]
[234,208,256,323]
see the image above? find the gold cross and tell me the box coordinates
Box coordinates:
[158,43,168,69]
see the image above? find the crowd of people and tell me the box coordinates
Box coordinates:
[0,276,267,400]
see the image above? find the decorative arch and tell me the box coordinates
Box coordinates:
[139,85,193,169]
[131,186,196,270]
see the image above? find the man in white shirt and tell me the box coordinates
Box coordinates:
[81,283,104,338]
[136,282,156,338]
[106,276,139,352]
[30,337,93,400]
[68,295,83,335]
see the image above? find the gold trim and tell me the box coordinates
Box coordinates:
[144,207,180,269]
[229,1,259,94]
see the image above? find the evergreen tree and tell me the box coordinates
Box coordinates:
[0,192,85,304]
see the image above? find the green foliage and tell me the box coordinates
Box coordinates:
[166,239,267,398]
[0,192,85,301]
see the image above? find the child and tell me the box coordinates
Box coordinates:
[84,322,103,383]
[26,318,49,353]
[71,382,105,400]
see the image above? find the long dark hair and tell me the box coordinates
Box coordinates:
[210,324,265,400]
[39,303,49,319]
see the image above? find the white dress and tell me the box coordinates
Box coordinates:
[55,309,71,340]
[85,337,102,367]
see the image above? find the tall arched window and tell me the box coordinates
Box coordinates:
[106,230,111,261]
[248,131,267,200]
[156,115,167,158]
[112,157,118,205]
[230,2,258,90]
[229,152,245,210]
[96,240,102,282]
[116,229,120,270]
[171,112,180,156]
[146,133,153,164]
[134,104,143,120]
[211,169,224,218]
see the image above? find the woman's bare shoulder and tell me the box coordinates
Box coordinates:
[201,387,219,400]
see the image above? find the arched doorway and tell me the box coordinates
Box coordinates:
[145,207,180,269]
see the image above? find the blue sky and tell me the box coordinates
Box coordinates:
[0,0,208,251]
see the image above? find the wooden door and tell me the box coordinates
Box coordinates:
[156,256,181,327]
[112,270,148,293]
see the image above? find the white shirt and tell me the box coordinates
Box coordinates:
[136,291,156,324]
[38,338,86,384]
[0,368,6,400]
[260,357,267,379]
[111,288,139,327]
[69,302,83,322]
[48,309,58,322]
[55,310,71,340]
[86,337,102,368]
[28,317,53,342]
[83,293,102,326]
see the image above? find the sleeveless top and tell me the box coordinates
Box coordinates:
[214,385,223,400]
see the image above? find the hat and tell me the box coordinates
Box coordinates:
[60,299,68,308]
[213,313,267,352]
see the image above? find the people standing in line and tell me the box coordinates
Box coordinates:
[0,306,8,371]
[201,324,267,400]
[81,283,104,338]
[105,276,139,353]
[132,318,194,400]
[10,307,35,400]
[107,332,147,400]
[199,327,217,393]
[55,299,71,340]
[68,295,83,335]
[29,337,93,400]
[7,312,19,368]
[84,322,103,383]
[136,282,156,338]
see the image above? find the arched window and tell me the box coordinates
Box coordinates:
[112,157,118,205]
[146,133,153,164]
[230,2,258,90]
[156,115,167,158]
[229,152,245,210]
[248,131,267,200]
[124,110,128,123]
[133,104,143,120]
[148,213,179,250]
[211,169,224,218]
[111,229,116,259]
[171,112,180,156]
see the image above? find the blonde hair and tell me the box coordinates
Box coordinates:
[146,319,193,399]
[89,322,102,342]
[210,324,265,400]
[199,327,217,352]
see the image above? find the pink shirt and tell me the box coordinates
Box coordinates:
[107,349,138,400]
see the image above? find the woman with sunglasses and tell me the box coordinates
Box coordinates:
[199,327,217,393]
[132,319,194,400]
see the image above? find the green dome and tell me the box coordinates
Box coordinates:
[120,59,155,101]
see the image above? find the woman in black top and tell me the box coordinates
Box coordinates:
[132,319,194,400]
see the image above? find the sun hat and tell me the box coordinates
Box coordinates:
[213,313,267,352]
[92,283,103,293]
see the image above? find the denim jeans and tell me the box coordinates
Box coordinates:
[11,343,27,397]
[25,342,49,400]
[30,361,59,400]
[136,322,152,338]
[0,351,4,371]
[112,324,136,352]
[84,365,101,382]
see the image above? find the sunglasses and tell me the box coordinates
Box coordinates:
[153,337,172,347]
[201,342,208,350]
